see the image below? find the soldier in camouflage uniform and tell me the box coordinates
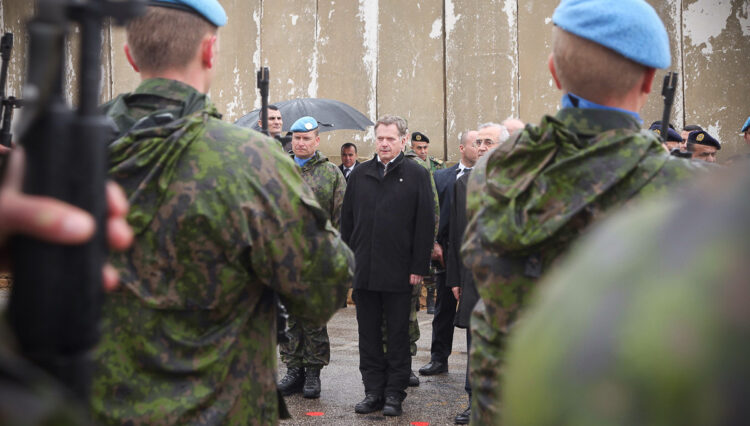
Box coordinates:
[91,3,354,425]
[503,164,744,426]
[462,0,710,423]
[407,131,444,314]
[278,116,347,399]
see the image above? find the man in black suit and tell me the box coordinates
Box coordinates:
[341,115,435,417]
[419,130,479,378]
[339,142,359,181]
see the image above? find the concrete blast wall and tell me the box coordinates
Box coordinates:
[2,0,748,163]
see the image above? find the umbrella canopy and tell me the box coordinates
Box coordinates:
[235,98,373,133]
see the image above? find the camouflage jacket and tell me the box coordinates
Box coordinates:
[463,108,708,424]
[291,150,346,229]
[405,151,440,240]
[503,165,744,426]
[92,78,354,425]
[406,149,445,174]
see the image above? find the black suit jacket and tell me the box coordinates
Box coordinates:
[339,161,360,181]
[341,153,435,292]
[433,164,459,247]
[446,172,477,328]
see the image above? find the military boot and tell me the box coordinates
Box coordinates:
[278,367,305,396]
[303,367,321,399]
[426,287,436,314]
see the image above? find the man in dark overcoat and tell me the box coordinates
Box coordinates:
[419,130,478,378]
[341,115,435,417]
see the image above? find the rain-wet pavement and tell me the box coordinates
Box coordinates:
[279,305,469,426]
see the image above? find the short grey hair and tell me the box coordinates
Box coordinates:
[478,122,510,142]
[375,115,409,137]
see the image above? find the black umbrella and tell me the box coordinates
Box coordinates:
[235,98,373,133]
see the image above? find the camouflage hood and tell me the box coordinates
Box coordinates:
[476,108,669,253]
[106,79,222,235]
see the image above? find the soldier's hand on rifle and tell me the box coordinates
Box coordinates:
[0,148,133,290]
[0,138,13,155]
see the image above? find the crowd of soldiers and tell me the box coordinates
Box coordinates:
[0,0,748,424]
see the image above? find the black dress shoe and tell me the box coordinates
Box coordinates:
[355,394,384,414]
[454,406,470,424]
[409,370,420,387]
[418,360,448,376]
[382,395,402,416]
[278,367,305,396]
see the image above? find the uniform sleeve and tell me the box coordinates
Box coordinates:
[243,144,354,325]
[330,166,347,229]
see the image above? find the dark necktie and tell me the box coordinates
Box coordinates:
[344,168,351,178]
[457,167,472,180]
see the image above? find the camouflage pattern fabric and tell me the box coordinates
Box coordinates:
[279,319,330,369]
[503,165,746,426]
[280,150,346,368]
[463,108,709,424]
[92,78,354,425]
[0,320,89,426]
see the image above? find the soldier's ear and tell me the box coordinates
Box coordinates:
[640,67,656,95]
[201,35,218,69]
[548,54,561,90]
[124,44,140,73]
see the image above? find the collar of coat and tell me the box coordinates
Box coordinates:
[365,151,405,178]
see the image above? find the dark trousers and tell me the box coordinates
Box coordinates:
[354,288,411,401]
[430,272,456,362]
[465,328,472,396]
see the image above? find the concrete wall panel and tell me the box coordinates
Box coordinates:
[445,0,515,163]
[642,0,685,130]
[517,0,556,125]
[210,0,261,123]
[2,0,748,164]
[261,1,316,105]
[682,0,750,160]
[316,0,376,162]
[378,0,445,161]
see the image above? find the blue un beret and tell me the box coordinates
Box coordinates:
[741,116,750,133]
[290,116,319,133]
[149,0,227,27]
[552,0,671,69]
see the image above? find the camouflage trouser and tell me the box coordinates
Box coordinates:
[382,284,421,357]
[279,314,330,369]
[470,300,506,425]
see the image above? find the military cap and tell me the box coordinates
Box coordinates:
[411,132,430,143]
[648,122,681,142]
[148,0,227,27]
[552,0,670,69]
[290,116,319,132]
[741,116,750,134]
[687,130,721,150]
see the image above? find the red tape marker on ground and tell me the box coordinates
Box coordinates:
[411,422,429,426]
[306,412,325,417]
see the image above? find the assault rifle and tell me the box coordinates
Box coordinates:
[256,66,290,344]
[660,72,678,142]
[7,0,144,401]
[0,32,23,149]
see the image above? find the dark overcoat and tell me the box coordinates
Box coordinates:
[447,172,478,328]
[341,152,435,292]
